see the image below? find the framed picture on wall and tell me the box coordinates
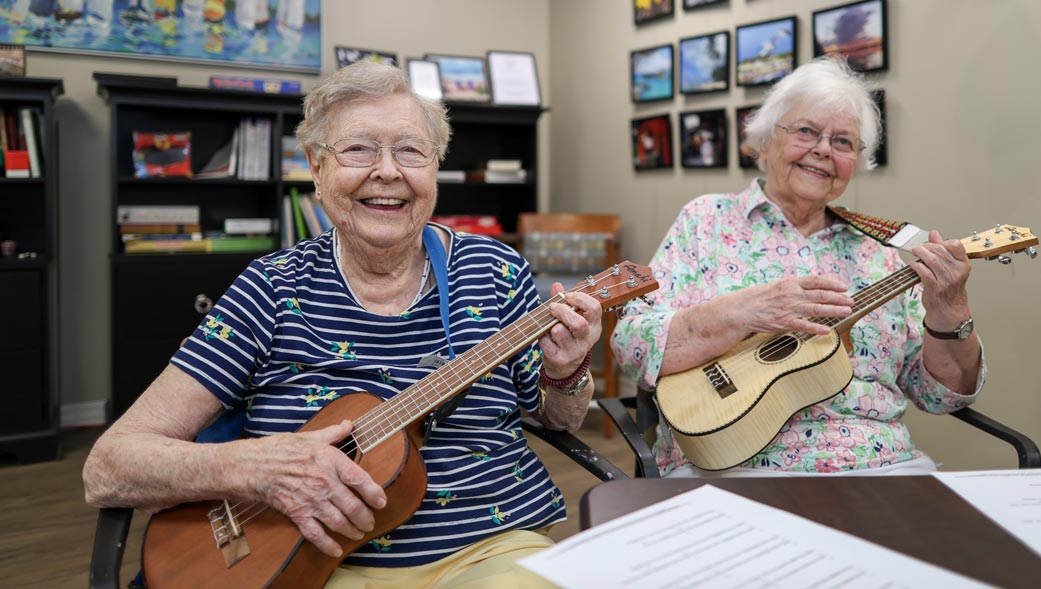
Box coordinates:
[736,105,761,169]
[736,16,797,87]
[634,0,675,26]
[871,89,887,166]
[424,54,491,103]
[407,59,444,101]
[679,31,729,95]
[684,0,726,10]
[335,46,399,69]
[679,109,728,168]
[630,44,674,103]
[813,0,888,73]
[632,114,673,171]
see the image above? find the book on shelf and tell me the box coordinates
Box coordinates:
[234,118,272,180]
[298,193,323,237]
[486,159,523,171]
[209,75,302,94]
[117,205,200,225]
[281,136,311,180]
[132,131,192,178]
[289,187,308,241]
[224,218,274,235]
[3,149,29,178]
[121,232,203,242]
[208,235,277,253]
[484,169,527,183]
[118,223,202,235]
[436,170,466,183]
[195,132,238,178]
[19,108,41,178]
[281,195,294,248]
[124,235,277,254]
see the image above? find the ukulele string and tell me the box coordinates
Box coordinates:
[219,272,638,531]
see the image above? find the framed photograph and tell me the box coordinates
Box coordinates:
[0,1,321,72]
[634,0,675,26]
[684,0,727,10]
[736,105,761,169]
[871,89,887,166]
[0,43,25,77]
[630,44,674,103]
[679,31,729,95]
[335,46,398,70]
[407,59,444,101]
[631,114,673,171]
[424,54,491,103]
[679,109,727,169]
[736,16,797,87]
[813,0,888,73]
[487,51,542,106]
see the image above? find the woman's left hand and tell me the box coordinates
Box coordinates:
[539,283,603,379]
[909,230,973,327]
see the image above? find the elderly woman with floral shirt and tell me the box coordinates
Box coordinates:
[611,58,985,477]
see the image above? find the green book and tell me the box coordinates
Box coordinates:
[208,236,277,253]
[290,187,309,239]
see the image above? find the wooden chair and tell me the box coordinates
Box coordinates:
[517,213,622,436]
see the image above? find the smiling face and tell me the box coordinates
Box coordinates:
[759,104,859,216]
[307,93,438,252]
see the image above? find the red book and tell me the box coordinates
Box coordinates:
[4,150,29,178]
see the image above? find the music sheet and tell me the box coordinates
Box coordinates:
[933,469,1041,558]
[518,485,990,588]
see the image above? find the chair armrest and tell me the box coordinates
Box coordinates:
[90,507,135,589]
[520,416,629,481]
[597,398,659,478]
[951,407,1041,468]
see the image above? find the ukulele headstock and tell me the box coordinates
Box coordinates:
[962,224,1038,263]
[567,261,659,311]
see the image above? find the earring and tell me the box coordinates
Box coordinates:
[315,190,321,200]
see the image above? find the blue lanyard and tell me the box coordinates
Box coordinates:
[422,225,455,359]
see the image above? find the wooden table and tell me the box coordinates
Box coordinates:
[581,476,1041,588]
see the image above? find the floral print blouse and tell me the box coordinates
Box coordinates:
[611,179,985,475]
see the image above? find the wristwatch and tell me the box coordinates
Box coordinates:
[924,317,974,340]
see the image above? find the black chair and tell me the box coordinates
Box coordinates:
[88,417,628,589]
[600,382,1041,479]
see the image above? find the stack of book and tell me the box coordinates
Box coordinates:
[195,117,272,180]
[118,205,276,254]
[1,106,44,178]
[483,159,527,184]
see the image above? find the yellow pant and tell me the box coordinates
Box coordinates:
[325,529,559,589]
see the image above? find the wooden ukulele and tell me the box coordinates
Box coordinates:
[140,262,658,589]
[656,224,1038,471]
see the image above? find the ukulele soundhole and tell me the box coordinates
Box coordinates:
[340,435,360,461]
[756,334,801,364]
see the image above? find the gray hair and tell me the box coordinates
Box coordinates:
[744,57,881,172]
[295,61,452,163]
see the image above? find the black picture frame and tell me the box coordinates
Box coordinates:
[736,105,761,169]
[634,0,675,26]
[679,31,729,95]
[683,0,727,10]
[0,43,25,77]
[486,50,542,106]
[632,114,674,171]
[812,0,888,73]
[424,54,491,103]
[679,109,728,169]
[630,44,674,103]
[334,46,399,70]
[871,89,887,166]
[736,16,798,87]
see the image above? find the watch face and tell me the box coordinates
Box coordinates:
[957,319,974,339]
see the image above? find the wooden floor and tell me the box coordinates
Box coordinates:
[0,410,634,588]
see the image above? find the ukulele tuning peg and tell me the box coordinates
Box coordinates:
[1027,246,1038,259]
[986,255,1013,265]
[971,231,981,241]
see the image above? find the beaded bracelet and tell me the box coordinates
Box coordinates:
[539,352,592,390]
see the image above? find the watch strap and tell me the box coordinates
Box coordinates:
[924,317,973,340]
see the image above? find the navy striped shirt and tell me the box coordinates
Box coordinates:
[171,226,566,567]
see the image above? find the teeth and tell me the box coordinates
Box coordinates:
[801,165,829,176]
[364,197,405,205]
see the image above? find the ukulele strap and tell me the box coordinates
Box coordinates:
[828,206,928,253]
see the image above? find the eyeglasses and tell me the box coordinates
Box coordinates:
[776,124,864,157]
[319,137,442,168]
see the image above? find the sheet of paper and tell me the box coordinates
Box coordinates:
[519,485,990,589]
[933,469,1041,558]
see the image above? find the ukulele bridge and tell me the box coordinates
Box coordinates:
[210,500,251,568]
[704,363,737,399]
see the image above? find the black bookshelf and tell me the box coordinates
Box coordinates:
[0,77,63,464]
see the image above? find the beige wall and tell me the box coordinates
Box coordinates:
[21,0,1040,470]
[549,0,1041,470]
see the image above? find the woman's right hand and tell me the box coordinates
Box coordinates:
[737,275,853,336]
[235,420,387,558]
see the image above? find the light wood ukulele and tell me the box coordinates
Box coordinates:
[140,262,658,589]
[656,224,1038,471]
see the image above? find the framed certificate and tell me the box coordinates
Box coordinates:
[486,51,542,106]
[407,59,444,101]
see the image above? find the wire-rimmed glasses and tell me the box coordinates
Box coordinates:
[320,137,442,168]
[775,124,864,157]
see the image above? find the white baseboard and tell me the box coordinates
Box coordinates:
[61,400,108,428]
